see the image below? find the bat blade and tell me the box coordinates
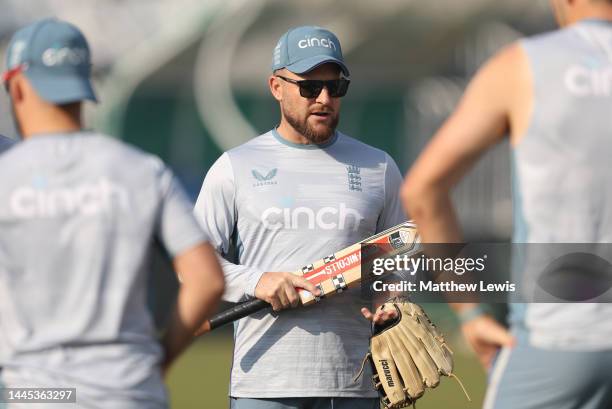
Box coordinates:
[197,221,420,334]
[297,221,420,305]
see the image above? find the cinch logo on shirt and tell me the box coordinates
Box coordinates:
[260,203,362,231]
[564,64,612,97]
[10,178,130,218]
[297,36,337,51]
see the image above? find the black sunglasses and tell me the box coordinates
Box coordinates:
[275,75,350,98]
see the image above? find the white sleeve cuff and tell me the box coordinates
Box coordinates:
[245,269,266,298]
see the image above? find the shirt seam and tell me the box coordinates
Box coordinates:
[223,153,239,244]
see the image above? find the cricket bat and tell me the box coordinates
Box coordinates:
[196,221,420,335]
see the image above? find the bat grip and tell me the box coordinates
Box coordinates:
[197,298,270,335]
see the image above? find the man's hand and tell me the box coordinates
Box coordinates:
[255,272,321,311]
[461,315,515,369]
[360,305,398,326]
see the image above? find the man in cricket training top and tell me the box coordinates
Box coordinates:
[195,26,405,409]
[403,1,612,408]
[0,18,224,408]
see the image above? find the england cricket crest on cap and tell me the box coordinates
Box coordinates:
[8,40,27,69]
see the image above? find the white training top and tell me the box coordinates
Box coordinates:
[512,20,612,350]
[0,132,207,407]
[195,129,406,398]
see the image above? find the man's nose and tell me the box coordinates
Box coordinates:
[315,86,332,104]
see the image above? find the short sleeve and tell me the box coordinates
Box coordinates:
[377,153,407,231]
[157,164,208,256]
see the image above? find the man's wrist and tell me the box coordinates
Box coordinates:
[246,270,266,297]
[457,304,491,324]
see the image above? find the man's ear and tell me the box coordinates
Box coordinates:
[269,74,283,102]
[9,75,27,105]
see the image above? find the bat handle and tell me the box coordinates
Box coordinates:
[196,298,270,336]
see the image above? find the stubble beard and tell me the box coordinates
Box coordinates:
[283,105,339,144]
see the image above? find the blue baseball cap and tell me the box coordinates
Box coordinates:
[4,18,97,104]
[272,26,349,77]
